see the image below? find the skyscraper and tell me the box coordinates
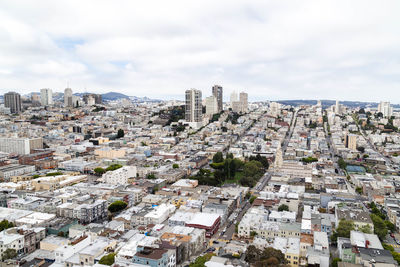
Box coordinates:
[185,89,202,122]
[40,88,53,106]
[335,100,340,114]
[212,85,223,112]
[64,88,73,107]
[230,91,238,107]
[205,96,218,116]
[4,92,22,114]
[345,134,357,151]
[239,92,248,112]
[378,101,393,118]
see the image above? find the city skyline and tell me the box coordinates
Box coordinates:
[0,1,400,102]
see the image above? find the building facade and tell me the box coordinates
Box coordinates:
[185,89,202,122]
[212,85,223,112]
[4,92,22,114]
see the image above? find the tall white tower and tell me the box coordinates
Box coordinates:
[40,88,53,106]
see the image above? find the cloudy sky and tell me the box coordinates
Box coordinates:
[0,0,399,102]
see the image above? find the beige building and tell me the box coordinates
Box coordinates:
[205,96,218,116]
[31,175,87,191]
[345,134,357,151]
[94,147,126,158]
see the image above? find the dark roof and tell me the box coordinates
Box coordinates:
[135,248,168,260]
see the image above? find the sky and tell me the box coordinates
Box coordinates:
[0,0,400,102]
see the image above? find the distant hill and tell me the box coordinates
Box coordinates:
[101,92,130,100]
[70,91,160,102]
[275,100,400,108]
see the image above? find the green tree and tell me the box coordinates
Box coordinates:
[243,161,264,178]
[146,173,156,179]
[2,248,17,260]
[338,158,347,169]
[359,224,372,234]
[245,245,261,263]
[117,129,125,138]
[212,152,224,163]
[99,253,116,266]
[46,171,63,176]
[332,219,355,242]
[108,201,127,213]
[172,163,179,169]
[331,257,342,267]
[278,204,289,212]
[370,214,388,240]
[0,220,14,232]
[385,221,396,232]
[355,187,363,194]
[94,167,106,175]
[106,164,123,171]
[190,253,215,267]
[357,146,365,153]
[249,195,257,204]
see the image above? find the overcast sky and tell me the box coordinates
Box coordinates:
[0,0,400,102]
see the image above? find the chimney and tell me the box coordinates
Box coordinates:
[365,240,370,248]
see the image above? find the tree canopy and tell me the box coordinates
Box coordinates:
[245,245,287,266]
[117,129,125,138]
[278,204,289,212]
[0,220,14,232]
[108,201,127,213]
[99,253,116,266]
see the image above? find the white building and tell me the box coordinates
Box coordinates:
[0,164,36,180]
[185,89,202,123]
[205,96,218,116]
[230,91,238,107]
[144,204,176,225]
[102,166,137,185]
[378,101,393,118]
[40,88,53,106]
[0,228,24,260]
[0,137,43,155]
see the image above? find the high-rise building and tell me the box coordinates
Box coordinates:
[31,93,40,103]
[230,91,238,107]
[0,137,43,155]
[378,101,393,118]
[185,89,202,122]
[239,92,248,112]
[40,88,53,106]
[4,92,22,114]
[64,88,73,107]
[345,134,357,151]
[83,94,102,105]
[212,85,223,112]
[205,96,218,116]
[335,100,340,114]
[270,102,281,117]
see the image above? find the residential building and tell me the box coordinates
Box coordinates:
[378,101,393,118]
[185,89,202,123]
[102,166,137,185]
[40,88,53,106]
[0,137,43,155]
[205,96,218,116]
[212,85,223,112]
[4,92,22,114]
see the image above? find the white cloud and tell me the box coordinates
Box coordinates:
[0,0,399,102]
